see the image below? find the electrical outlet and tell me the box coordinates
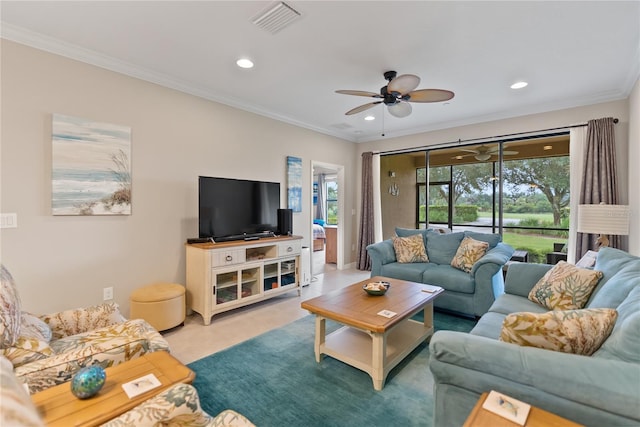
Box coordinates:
[103,287,114,301]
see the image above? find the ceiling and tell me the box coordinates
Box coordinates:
[1,1,639,143]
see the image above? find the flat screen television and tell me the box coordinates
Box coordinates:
[199,176,280,242]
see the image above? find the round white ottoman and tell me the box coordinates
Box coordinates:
[130,283,185,332]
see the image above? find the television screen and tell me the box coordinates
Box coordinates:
[199,176,280,241]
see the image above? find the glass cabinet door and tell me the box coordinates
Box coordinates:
[263,261,279,291]
[214,270,238,305]
[240,266,260,299]
[280,258,296,287]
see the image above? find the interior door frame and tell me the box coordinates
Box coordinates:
[310,160,345,273]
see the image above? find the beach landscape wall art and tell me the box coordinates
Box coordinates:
[286,156,302,213]
[52,114,132,215]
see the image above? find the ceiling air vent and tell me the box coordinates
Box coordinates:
[251,2,301,34]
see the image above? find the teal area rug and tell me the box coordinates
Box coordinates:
[189,312,476,427]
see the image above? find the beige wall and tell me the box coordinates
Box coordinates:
[379,154,418,239]
[356,97,637,253]
[0,40,358,315]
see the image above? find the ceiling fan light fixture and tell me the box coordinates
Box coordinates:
[236,58,254,69]
[388,102,412,118]
[475,153,492,161]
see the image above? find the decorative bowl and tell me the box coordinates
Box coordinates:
[71,365,106,399]
[363,281,390,296]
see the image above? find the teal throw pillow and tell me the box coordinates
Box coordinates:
[425,231,464,265]
[463,231,501,249]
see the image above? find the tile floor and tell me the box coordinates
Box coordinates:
[163,267,369,364]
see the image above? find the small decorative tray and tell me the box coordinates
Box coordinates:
[363,281,390,296]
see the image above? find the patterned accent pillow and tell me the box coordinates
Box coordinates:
[20,312,52,343]
[0,356,45,427]
[0,265,22,349]
[1,336,53,368]
[528,261,603,310]
[500,308,617,355]
[392,234,429,263]
[450,236,489,273]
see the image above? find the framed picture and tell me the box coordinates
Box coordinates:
[52,114,131,215]
[287,156,302,212]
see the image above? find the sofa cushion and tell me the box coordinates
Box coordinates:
[426,231,465,265]
[587,247,640,309]
[395,227,431,240]
[0,265,21,349]
[499,308,617,356]
[41,302,125,340]
[423,264,476,294]
[593,286,640,362]
[489,294,549,316]
[528,261,602,310]
[464,231,502,249]
[379,262,432,283]
[470,311,507,339]
[451,236,489,273]
[392,234,429,263]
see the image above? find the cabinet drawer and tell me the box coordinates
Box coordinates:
[211,249,246,267]
[278,241,301,256]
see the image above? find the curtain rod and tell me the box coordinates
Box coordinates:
[377,118,619,156]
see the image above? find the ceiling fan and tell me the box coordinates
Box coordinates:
[452,145,519,161]
[335,71,454,118]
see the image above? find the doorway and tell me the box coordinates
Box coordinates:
[310,161,345,278]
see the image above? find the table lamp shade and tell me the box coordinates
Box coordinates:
[577,204,630,235]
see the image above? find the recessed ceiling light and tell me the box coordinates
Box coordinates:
[543,145,553,150]
[510,81,528,89]
[236,58,254,69]
[364,115,375,121]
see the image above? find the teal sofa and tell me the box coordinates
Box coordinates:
[429,247,640,427]
[366,229,514,317]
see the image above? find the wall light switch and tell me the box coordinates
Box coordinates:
[0,213,17,229]
[103,287,114,301]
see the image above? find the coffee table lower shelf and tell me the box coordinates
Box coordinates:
[316,316,433,391]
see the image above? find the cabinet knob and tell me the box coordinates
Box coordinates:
[226,255,233,261]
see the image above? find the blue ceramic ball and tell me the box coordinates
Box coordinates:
[71,366,106,399]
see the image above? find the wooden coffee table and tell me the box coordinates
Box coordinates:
[31,351,195,426]
[301,276,443,391]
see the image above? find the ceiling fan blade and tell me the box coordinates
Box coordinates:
[345,101,382,115]
[406,89,455,103]
[335,90,382,98]
[459,148,480,154]
[502,150,519,155]
[387,74,420,95]
[388,102,412,118]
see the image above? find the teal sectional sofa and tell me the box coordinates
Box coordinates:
[366,229,514,317]
[429,247,640,427]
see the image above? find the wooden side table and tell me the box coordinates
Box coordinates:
[463,392,583,427]
[31,351,195,427]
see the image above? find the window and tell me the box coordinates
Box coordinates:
[326,178,338,225]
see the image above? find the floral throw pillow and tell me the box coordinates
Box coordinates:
[528,261,603,310]
[0,265,22,349]
[392,234,429,263]
[450,236,489,273]
[500,308,617,356]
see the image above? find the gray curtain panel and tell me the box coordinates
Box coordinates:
[315,173,326,221]
[357,152,374,270]
[576,117,621,258]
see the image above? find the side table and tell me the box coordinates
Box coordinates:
[463,392,583,427]
[31,351,195,427]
